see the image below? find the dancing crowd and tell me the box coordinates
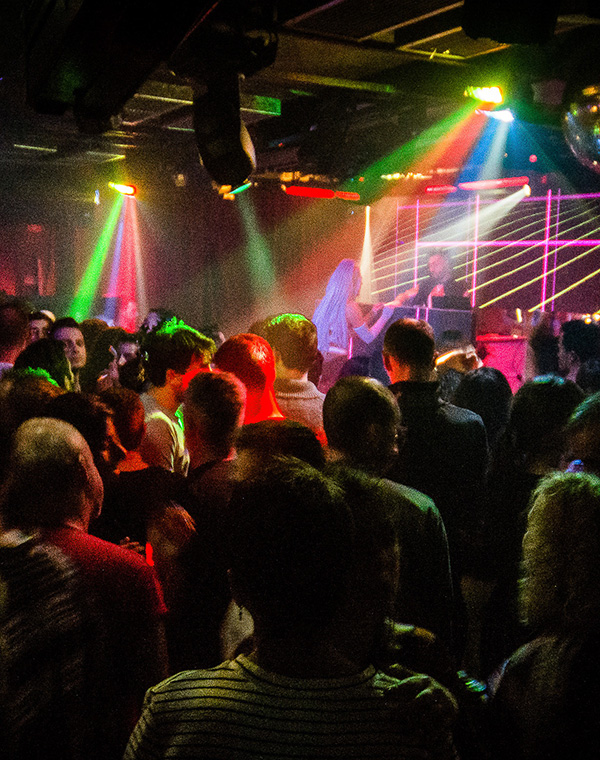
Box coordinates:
[1,285,600,760]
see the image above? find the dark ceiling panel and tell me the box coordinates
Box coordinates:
[286,0,454,40]
[399,28,508,60]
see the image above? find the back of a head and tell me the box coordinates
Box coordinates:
[213,333,275,392]
[530,318,560,375]
[226,457,354,636]
[508,375,584,460]
[1,417,91,530]
[45,392,113,468]
[79,318,109,355]
[184,370,246,455]
[0,373,64,480]
[576,358,600,396]
[0,299,29,354]
[323,376,400,473]
[568,391,600,436]
[383,318,435,369]
[143,320,215,387]
[13,337,72,389]
[100,386,146,452]
[263,314,318,373]
[453,367,513,445]
[436,330,468,354]
[564,392,600,475]
[235,419,325,474]
[140,308,177,335]
[49,316,81,337]
[324,259,358,301]
[561,319,600,364]
[522,471,600,633]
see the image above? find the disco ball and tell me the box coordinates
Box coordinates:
[563,85,600,174]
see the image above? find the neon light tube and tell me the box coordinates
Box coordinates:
[284,186,336,198]
[458,177,529,190]
[425,185,457,193]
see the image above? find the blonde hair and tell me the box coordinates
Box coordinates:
[521,471,600,634]
[312,259,359,353]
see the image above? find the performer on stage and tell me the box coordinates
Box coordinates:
[395,250,467,307]
[312,259,404,392]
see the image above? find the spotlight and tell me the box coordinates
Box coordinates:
[108,182,137,196]
[464,86,503,104]
[193,73,256,188]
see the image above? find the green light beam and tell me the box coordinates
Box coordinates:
[239,194,275,297]
[355,103,478,183]
[70,195,124,320]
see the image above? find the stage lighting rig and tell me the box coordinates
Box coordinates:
[25,1,278,187]
[171,1,278,188]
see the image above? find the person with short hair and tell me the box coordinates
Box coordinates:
[184,371,246,476]
[234,418,325,481]
[125,458,457,760]
[382,319,488,576]
[213,333,284,424]
[452,367,513,454]
[383,318,488,662]
[0,371,64,481]
[29,309,54,343]
[162,371,246,671]
[263,313,325,435]
[395,250,466,307]
[139,320,215,474]
[1,417,168,760]
[323,375,454,648]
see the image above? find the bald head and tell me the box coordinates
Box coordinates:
[1,417,103,530]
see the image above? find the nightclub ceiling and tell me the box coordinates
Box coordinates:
[1,1,600,192]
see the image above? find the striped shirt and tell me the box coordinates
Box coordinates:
[125,655,456,760]
[0,531,87,760]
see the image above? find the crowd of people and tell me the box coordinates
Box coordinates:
[1,283,600,760]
